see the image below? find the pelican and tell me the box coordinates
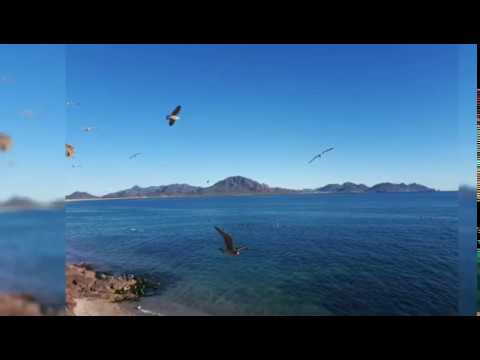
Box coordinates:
[214,226,248,256]
[129,152,142,160]
[166,105,181,126]
[308,147,334,164]
[65,144,75,158]
[0,133,12,152]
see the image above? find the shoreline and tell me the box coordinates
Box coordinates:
[65,190,452,203]
[66,263,208,316]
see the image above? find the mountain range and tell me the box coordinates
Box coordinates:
[66,176,437,200]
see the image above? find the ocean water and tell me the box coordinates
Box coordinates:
[0,209,65,308]
[66,192,459,316]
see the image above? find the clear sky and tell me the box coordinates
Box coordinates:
[0,45,476,201]
[0,45,66,202]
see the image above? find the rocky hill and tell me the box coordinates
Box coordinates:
[66,177,436,200]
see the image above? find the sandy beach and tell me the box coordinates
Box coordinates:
[72,298,141,316]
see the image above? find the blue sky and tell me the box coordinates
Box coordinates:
[0,45,66,202]
[0,45,476,201]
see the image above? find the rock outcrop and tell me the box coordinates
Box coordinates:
[66,263,147,314]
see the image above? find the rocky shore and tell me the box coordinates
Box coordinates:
[66,263,148,316]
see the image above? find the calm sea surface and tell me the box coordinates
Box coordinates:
[66,192,459,315]
[0,208,65,307]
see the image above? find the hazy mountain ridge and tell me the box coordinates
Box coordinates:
[316,182,435,193]
[317,182,370,193]
[66,176,437,200]
[0,196,64,209]
[367,182,435,193]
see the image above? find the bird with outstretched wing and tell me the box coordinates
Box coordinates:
[166,105,182,126]
[214,226,247,256]
[129,153,142,160]
[308,147,334,164]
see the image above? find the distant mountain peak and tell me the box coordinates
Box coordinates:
[66,192,98,200]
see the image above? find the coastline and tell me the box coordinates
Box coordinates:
[66,263,208,316]
[65,191,451,203]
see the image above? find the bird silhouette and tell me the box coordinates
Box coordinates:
[166,105,181,126]
[308,147,334,164]
[214,226,248,256]
[129,153,142,160]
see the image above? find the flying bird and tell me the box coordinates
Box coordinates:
[214,226,248,256]
[65,144,75,158]
[166,105,181,126]
[129,153,142,160]
[0,133,13,152]
[83,127,95,132]
[66,100,80,107]
[308,147,334,164]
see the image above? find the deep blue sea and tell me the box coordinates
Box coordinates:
[0,209,65,308]
[66,192,459,315]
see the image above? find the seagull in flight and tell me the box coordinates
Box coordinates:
[308,147,334,164]
[129,153,142,160]
[83,127,95,132]
[214,226,248,256]
[66,100,80,108]
[166,105,181,126]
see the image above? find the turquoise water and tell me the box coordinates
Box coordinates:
[66,192,459,315]
[0,209,65,307]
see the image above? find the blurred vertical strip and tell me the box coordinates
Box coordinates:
[456,45,476,316]
[0,45,66,315]
[477,87,480,315]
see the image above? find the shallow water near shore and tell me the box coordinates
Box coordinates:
[66,192,459,315]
